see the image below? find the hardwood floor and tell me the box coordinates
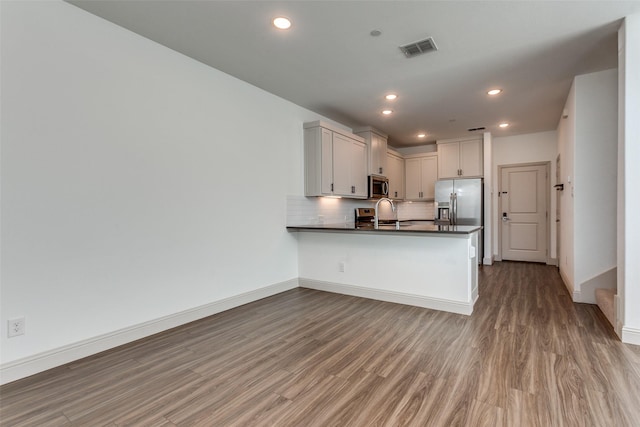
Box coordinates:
[2,262,640,426]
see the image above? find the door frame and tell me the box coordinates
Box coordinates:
[497,161,551,264]
[555,154,561,269]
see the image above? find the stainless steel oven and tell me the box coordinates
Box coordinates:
[368,175,389,199]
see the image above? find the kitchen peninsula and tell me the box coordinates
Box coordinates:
[287,223,481,315]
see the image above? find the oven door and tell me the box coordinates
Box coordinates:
[369,175,389,199]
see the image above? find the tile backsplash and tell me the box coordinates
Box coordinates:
[286,195,434,225]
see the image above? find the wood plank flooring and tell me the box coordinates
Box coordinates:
[2,262,640,426]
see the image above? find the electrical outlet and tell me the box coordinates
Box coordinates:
[339,261,346,272]
[8,317,25,338]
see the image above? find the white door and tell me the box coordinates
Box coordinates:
[500,164,548,262]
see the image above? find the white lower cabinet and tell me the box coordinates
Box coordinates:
[405,154,438,201]
[304,121,367,198]
[387,151,405,200]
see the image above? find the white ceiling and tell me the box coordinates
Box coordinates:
[67,1,640,147]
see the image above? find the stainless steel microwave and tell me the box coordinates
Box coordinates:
[368,175,389,199]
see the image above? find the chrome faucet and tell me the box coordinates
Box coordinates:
[374,197,396,229]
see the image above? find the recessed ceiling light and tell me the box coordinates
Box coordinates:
[487,89,502,95]
[273,17,291,30]
[382,109,393,115]
[417,133,426,138]
[499,123,509,128]
[385,94,397,100]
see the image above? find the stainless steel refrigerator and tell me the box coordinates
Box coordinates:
[435,178,483,261]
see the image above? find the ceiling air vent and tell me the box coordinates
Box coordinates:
[399,37,438,58]
[468,127,486,132]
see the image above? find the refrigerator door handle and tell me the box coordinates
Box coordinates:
[449,193,454,224]
[453,193,457,224]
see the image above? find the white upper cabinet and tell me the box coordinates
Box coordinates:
[354,127,388,176]
[304,121,368,199]
[350,140,367,198]
[386,150,405,200]
[437,138,483,178]
[404,153,438,201]
[437,142,461,179]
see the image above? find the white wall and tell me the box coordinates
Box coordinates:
[558,83,577,293]
[0,0,330,378]
[491,131,558,261]
[285,196,434,226]
[619,15,640,344]
[483,132,493,265]
[557,69,618,303]
[395,144,437,156]
[574,69,618,298]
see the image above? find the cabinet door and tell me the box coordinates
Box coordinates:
[332,133,352,196]
[320,128,334,194]
[421,156,438,200]
[459,139,483,177]
[387,152,404,199]
[437,142,460,179]
[405,158,423,200]
[371,134,388,175]
[351,139,367,197]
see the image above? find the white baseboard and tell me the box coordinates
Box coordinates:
[482,255,494,266]
[547,258,559,267]
[559,268,576,301]
[0,279,298,385]
[299,278,475,316]
[622,327,640,346]
[572,290,582,303]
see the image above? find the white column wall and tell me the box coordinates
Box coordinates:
[620,15,640,344]
[557,83,577,294]
[0,0,330,378]
[573,69,618,302]
[557,69,618,302]
[483,132,493,265]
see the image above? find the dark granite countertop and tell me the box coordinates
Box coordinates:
[287,221,482,235]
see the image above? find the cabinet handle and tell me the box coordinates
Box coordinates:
[351,185,355,194]
[331,183,334,192]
